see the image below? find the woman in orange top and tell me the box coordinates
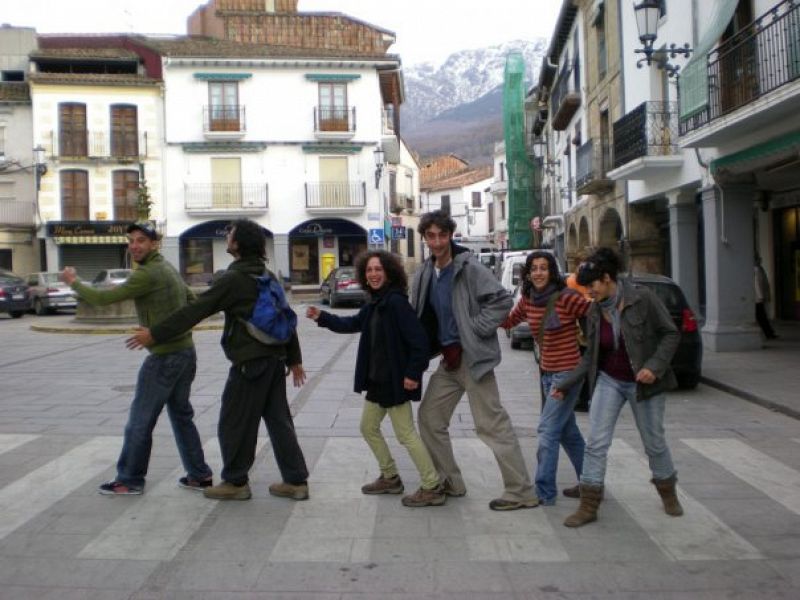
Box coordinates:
[502,251,591,505]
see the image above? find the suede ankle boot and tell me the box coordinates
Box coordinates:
[652,473,684,516]
[563,483,603,527]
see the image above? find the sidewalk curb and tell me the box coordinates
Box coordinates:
[701,376,800,421]
[29,323,224,335]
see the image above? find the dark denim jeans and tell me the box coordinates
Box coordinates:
[536,371,586,504]
[116,348,211,489]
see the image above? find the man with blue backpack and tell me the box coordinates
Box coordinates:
[127,219,310,502]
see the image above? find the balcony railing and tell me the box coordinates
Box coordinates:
[45,131,148,160]
[382,106,395,134]
[613,101,679,168]
[203,105,246,133]
[575,139,613,194]
[313,106,356,133]
[184,183,268,212]
[681,0,800,135]
[305,182,366,210]
[0,200,34,227]
[551,60,581,130]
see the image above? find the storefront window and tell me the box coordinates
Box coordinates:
[181,239,213,286]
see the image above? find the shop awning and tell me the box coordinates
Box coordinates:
[54,235,128,245]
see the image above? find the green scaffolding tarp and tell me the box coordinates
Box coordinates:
[503,52,540,250]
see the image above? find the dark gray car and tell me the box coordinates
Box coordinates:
[319,267,367,308]
[0,269,32,318]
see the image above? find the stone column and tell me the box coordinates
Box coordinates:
[700,184,761,351]
[273,233,290,283]
[160,236,181,271]
[668,189,700,313]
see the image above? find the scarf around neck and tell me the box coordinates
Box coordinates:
[598,284,623,350]
[531,283,562,331]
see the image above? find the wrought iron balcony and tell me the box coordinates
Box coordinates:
[575,139,613,195]
[45,131,149,161]
[313,106,356,136]
[203,105,246,134]
[680,0,800,136]
[0,200,34,228]
[550,60,581,130]
[304,181,366,211]
[612,101,679,171]
[184,183,268,213]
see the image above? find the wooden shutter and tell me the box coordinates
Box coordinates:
[60,170,89,221]
[59,103,87,157]
[111,105,138,158]
[113,170,140,221]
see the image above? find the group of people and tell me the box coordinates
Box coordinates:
[62,210,685,528]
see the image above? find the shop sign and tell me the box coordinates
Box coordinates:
[47,221,130,236]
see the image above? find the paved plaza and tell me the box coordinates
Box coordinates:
[1,307,799,599]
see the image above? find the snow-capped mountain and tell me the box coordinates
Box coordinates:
[402,39,548,131]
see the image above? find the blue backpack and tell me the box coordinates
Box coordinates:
[239,272,297,345]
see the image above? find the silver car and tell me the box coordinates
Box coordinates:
[92,269,133,288]
[27,272,78,315]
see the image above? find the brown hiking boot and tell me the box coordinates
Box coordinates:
[203,481,251,501]
[441,479,467,497]
[401,485,446,507]
[488,496,540,511]
[269,481,309,500]
[652,474,684,516]
[562,484,580,498]
[361,474,404,495]
[563,484,603,527]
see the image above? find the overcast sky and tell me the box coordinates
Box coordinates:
[1,0,562,66]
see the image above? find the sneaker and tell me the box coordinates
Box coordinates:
[178,476,213,492]
[401,485,447,507]
[203,481,252,501]
[269,481,309,500]
[488,497,540,511]
[441,480,467,497]
[98,480,142,496]
[562,484,580,499]
[361,474,404,495]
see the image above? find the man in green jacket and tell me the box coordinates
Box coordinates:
[126,219,309,502]
[62,221,212,495]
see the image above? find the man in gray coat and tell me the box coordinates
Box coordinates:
[411,211,538,511]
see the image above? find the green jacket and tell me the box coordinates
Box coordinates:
[149,256,302,367]
[71,252,195,355]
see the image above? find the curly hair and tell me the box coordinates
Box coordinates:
[520,251,564,297]
[354,250,408,294]
[228,219,266,260]
[576,247,622,286]
[417,210,457,236]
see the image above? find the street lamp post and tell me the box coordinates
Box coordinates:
[633,0,692,77]
[373,147,385,190]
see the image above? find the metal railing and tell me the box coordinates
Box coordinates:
[681,0,800,134]
[304,181,366,209]
[575,139,612,190]
[613,101,678,168]
[203,105,246,133]
[46,131,149,160]
[550,59,581,129]
[0,200,34,227]
[184,183,268,211]
[313,106,356,133]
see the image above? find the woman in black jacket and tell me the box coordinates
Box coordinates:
[306,250,445,507]
[553,248,683,527]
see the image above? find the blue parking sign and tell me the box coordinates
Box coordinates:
[368,229,384,244]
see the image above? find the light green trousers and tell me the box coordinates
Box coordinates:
[360,400,440,490]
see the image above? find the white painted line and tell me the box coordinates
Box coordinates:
[0,436,120,540]
[683,438,800,516]
[79,438,265,561]
[0,434,39,455]
[606,439,763,561]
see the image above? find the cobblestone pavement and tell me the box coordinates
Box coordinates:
[0,308,799,599]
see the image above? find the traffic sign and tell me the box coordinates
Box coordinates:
[369,229,384,244]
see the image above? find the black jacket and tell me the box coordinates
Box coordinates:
[316,288,429,407]
[150,256,301,367]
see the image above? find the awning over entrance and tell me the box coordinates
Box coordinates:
[54,235,128,245]
[711,131,800,178]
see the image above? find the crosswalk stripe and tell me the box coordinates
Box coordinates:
[269,437,377,562]
[0,434,39,455]
[683,438,800,516]
[454,438,570,562]
[79,438,265,561]
[606,439,763,561]
[0,436,121,540]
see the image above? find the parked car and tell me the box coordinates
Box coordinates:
[319,267,367,308]
[628,274,703,390]
[0,269,32,318]
[26,272,77,315]
[507,285,534,350]
[92,269,133,288]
